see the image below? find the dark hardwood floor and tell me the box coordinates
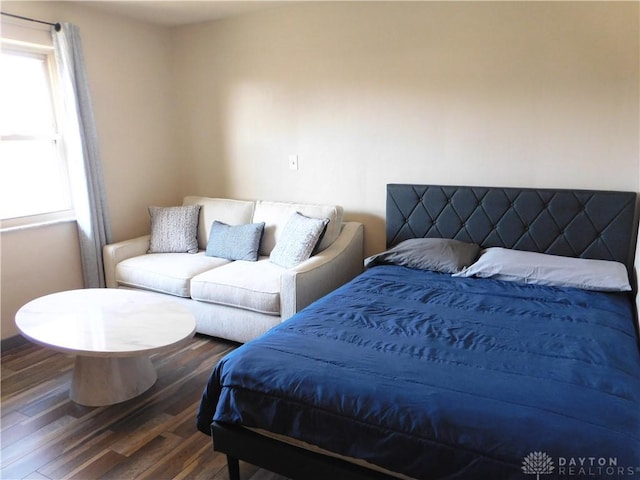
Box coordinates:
[1,334,288,480]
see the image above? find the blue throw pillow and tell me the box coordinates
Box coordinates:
[205,221,265,261]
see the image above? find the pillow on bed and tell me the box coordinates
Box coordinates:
[364,238,480,274]
[453,247,631,292]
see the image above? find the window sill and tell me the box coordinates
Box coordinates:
[0,212,76,233]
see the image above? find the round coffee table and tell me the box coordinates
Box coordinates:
[15,288,196,407]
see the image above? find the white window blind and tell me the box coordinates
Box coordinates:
[0,45,74,228]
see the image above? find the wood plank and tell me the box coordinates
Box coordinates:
[130,431,211,480]
[110,412,175,456]
[2,414,77,463]
[21,471,51,480]
[64,449,127,480]
[0,409,28,431]
[1,343,57,371]
[37,430,116,479]
[169,400,207,439]
[96,433,183,480]
[170,442,228,480]
[2,373,71,413]
[2,401,80,445]
[1,334,292,480]
[0,415,78,479]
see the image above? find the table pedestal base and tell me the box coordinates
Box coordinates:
[70,355,157,406]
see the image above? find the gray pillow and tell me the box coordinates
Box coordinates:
[270,212,330,268]
[364,238,480,274]
[148,205,201,254]
[453,247,632,292]
[206,221,265,261]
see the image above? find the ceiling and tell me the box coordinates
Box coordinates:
[82,1,288,27]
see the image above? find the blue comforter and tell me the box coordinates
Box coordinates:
[197,266,640,479]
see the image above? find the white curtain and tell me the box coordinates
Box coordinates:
[52,23,111,288]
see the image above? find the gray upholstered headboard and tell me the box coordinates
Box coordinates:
[387,184,637,271]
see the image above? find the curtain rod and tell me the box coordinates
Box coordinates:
[1,11,61,31]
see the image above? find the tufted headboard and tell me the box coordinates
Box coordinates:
[387,184,637,271]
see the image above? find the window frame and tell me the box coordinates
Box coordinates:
[0,39,75,231]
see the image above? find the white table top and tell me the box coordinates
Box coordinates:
[15,289,196,357]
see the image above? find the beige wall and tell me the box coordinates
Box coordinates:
[173,1,640,255]
[1,1,639,339]
[1,2,179,339]
[1,223,85,339]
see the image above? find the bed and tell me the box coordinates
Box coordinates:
[197,184,640,480]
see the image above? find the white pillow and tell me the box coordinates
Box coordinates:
[253,201,342,256]
[270,212,329,268]
[453,247,631,292]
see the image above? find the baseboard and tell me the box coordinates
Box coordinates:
[1,335,28,352]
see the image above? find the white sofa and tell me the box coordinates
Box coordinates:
[103,196,364,343]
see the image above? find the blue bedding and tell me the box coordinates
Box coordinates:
[197,266,640,479]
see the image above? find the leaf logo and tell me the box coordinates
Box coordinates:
[522,451,555,480]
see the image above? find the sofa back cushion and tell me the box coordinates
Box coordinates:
[183,196,255,250]
[252,201,344,256]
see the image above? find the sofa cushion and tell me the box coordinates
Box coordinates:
[148,205,201,254]
[253,201,343,256]
[183,196,255,250]
[270,212,330,268]
[190,259,283,315]
[116,253,230,297]
[206,221,265,261]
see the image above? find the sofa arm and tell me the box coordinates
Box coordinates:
[103,235,150,288]
[280,222,364,320]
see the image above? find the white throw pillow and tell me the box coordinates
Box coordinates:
[270,212,329,268]
[253,201,342,256]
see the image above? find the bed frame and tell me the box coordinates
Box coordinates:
[211,184,637,480]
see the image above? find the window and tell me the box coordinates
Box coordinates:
[0,45,73,228]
